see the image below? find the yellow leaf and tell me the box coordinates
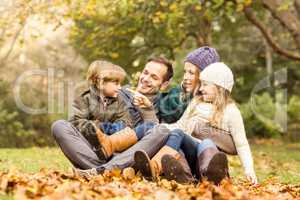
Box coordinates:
[195,5,202,11]
[110,52,119,58]
[160,1,168,7]
[169,3,177,11]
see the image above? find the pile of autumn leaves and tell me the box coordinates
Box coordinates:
[0,168,299,200]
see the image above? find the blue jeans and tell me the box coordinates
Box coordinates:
[100,121,155,140]
[165,129,217,175]
[133,122,156,140]
[99,122,126,135]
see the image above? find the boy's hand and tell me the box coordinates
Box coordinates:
[126,88,153,108]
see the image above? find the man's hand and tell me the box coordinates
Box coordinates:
[126,88,153,109]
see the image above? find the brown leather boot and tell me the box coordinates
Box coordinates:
[134,146,180,180]
[197,147,229,185]
[161,154,195,184]
[96,127,138,159]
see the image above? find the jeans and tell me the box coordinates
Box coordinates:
[165,129,217,175]
[100,121,155,140]
[99,122,126,135]
[96,124,170,172]
[134,122,156,140]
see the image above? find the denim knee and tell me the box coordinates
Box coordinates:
[134,122,156,140]
[99,122,126,135]
[165,129,185,151]
[197,139,217,156]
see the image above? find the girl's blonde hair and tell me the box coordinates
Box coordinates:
[86,60,126,87]
[209,86,234,126]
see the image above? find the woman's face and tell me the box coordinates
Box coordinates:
[199,80,218,102]
[182,62,200,94]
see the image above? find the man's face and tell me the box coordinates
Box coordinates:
[102,80,121,98]
[136,61,168,95]
[182,62,200,94]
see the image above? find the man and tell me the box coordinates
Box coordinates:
[52,58,173,170]
[117,57,173,127]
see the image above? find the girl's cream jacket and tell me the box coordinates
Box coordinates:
[163,98,255,175]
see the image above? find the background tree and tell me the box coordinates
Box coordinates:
[69,0,245,73]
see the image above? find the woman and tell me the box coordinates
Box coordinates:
[157,46,220,123]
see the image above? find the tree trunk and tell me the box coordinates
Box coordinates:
[264,38,273,77]
[196,18,212,46]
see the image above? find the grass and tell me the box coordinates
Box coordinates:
[0,140,299,183]
[229,139,300,183]
[0,147,70,173]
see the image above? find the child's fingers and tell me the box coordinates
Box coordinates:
[133,101,145,108]
[133,99,140,105]
[133,98,144,106]
[138,98,144,105]
[133,96,142,104]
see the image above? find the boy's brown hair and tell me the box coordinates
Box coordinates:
[87,60,126,87]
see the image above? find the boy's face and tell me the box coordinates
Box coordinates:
[102,80,121,98]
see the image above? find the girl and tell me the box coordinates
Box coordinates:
[134,62,257,185]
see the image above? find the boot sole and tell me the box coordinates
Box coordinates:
[204,153,228,184]
[134,150,154,180]
[162,155,194,184]
[85,122,110,161]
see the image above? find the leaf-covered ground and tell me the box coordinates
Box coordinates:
[0,139,299,199]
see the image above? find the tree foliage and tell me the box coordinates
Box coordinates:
[69,0,251,73]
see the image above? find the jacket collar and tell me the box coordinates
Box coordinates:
[90,85,115,105]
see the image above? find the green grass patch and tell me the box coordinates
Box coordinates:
[0,140,299,184]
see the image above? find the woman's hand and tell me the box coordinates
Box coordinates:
[126,88,153,108]
[245,171,258,185]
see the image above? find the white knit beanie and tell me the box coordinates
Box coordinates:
[199,62,234,92]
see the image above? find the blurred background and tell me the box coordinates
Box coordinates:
[0,0,300,147]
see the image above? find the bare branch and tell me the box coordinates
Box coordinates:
[262,0,300,48]
[244,6,300,60]
[295,0,300,18]
[0,23,26,66]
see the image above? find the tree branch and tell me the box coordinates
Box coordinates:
[262,0,300,48]
[244,6,300,60]
[295,0,300,19]
[0,23,26,66]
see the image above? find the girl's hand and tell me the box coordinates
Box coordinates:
[126,88,153,108]
[245,172,258,185]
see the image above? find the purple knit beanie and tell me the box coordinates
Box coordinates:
[185,46,220,70]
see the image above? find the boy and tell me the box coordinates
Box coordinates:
[52,60,155,169]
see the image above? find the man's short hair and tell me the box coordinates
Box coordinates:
[148,57,173,82]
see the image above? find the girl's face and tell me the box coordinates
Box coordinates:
[182,62,200,94]
[199,81,218,102]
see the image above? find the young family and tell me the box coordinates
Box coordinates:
[51,46,257,185]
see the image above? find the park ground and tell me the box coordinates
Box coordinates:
[0,139,299,199]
